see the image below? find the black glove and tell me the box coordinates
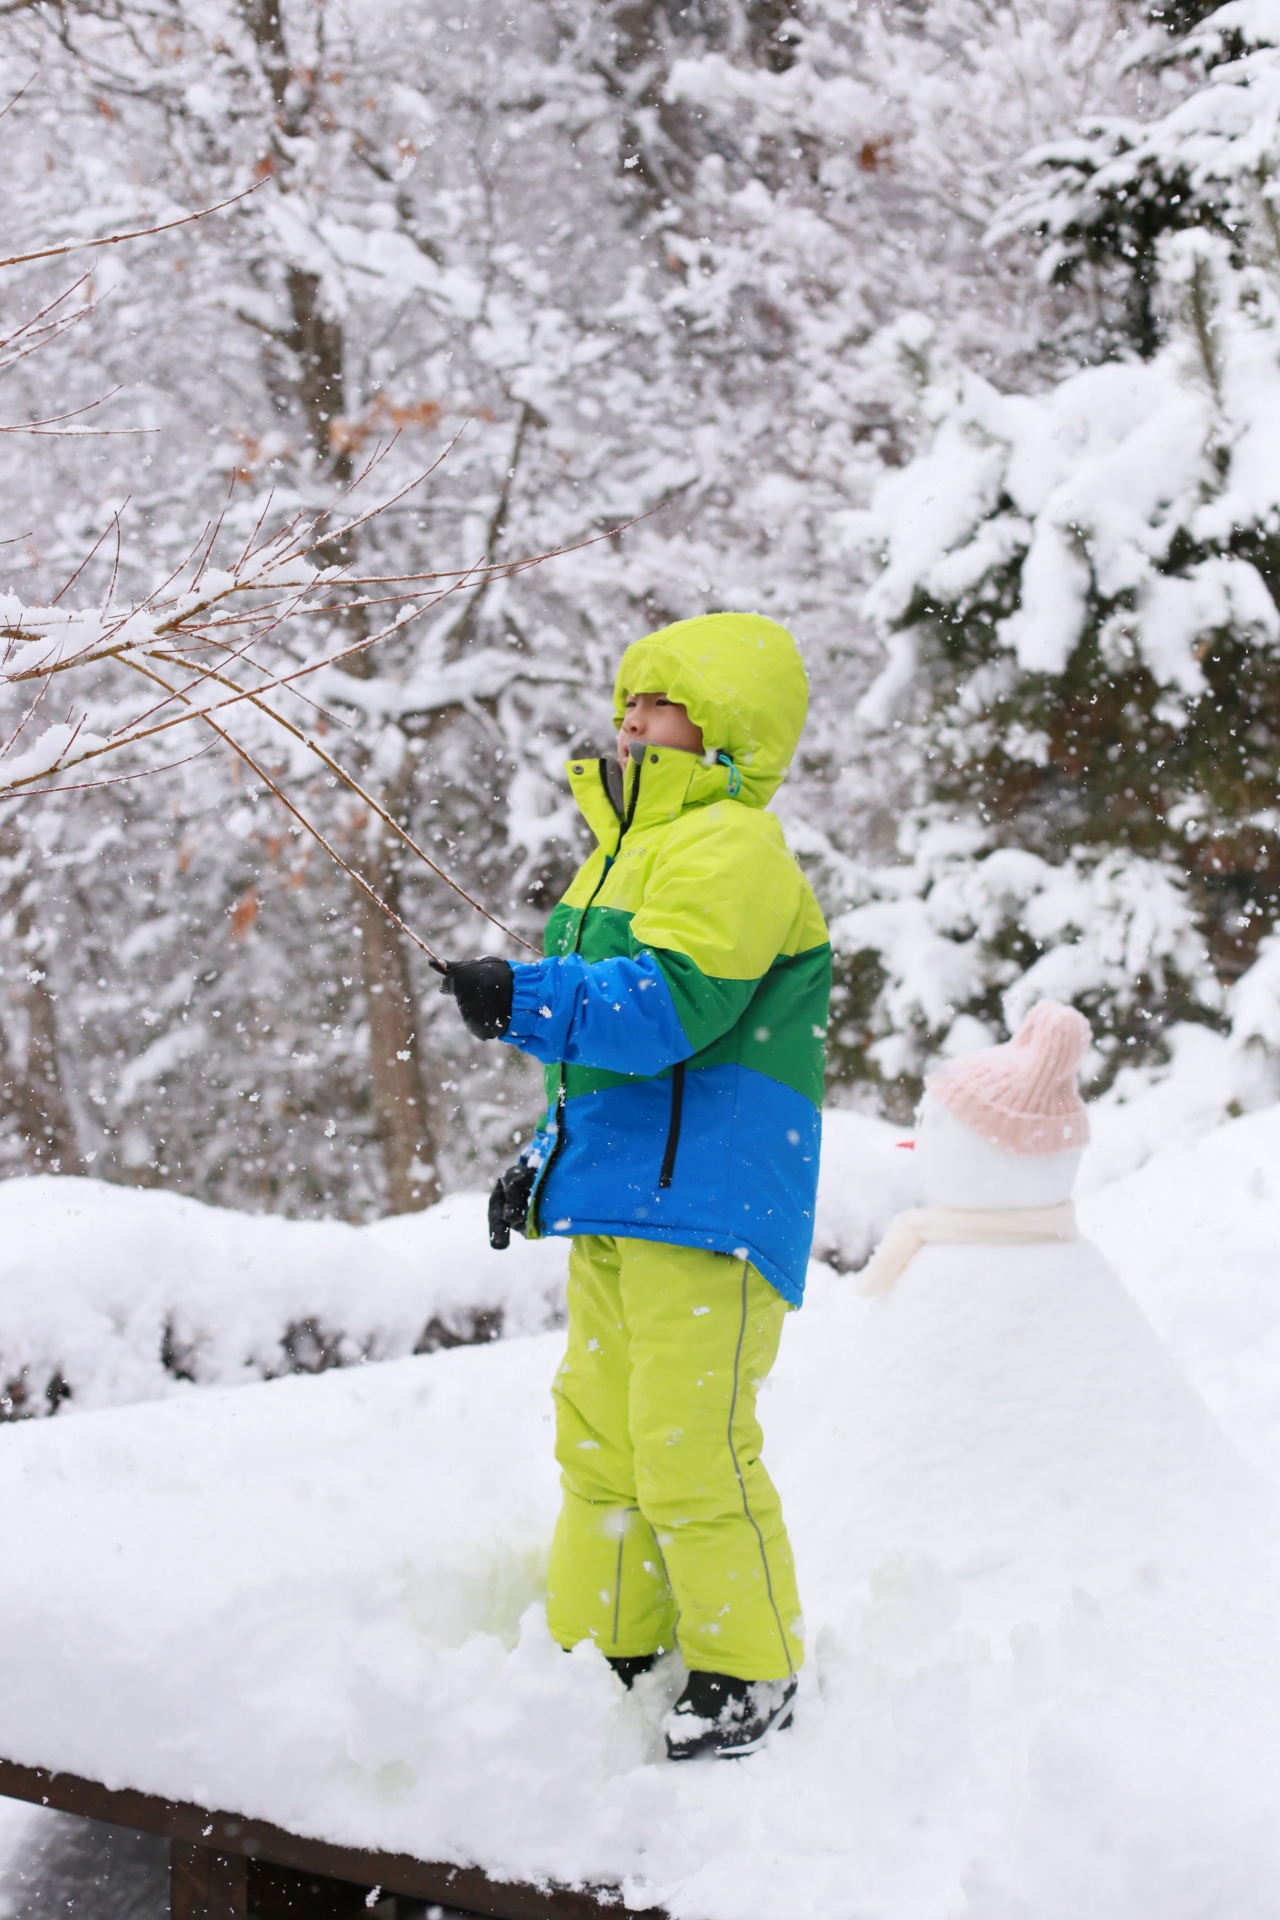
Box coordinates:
[488,1162,537,1250]
[437,956,514,1040]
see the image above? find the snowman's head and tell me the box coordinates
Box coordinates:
[915,1001,1092,1210]
[915,1093,1081,1208]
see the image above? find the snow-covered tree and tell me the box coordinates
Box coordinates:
[0,0,681,1211]
[844,0,1280,1105]
[5,0,1235,1197]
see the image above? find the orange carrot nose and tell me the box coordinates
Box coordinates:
[895,1139,915,1149]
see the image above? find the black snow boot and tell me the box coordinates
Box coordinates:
[607,1654,659,1689]
[664,1670,797,1761]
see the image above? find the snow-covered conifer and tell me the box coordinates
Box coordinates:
[847,0,1280,1108]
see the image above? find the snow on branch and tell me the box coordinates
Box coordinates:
[0,474,632,954]
[0,274,659,959]
[0,182,267,272]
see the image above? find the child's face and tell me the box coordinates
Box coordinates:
[618,691,704,763]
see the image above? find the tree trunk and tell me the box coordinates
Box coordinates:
[357,808,442,1213]
[274,270,440,1209]
[0,828,82,1174]
[240,0,440,1211]
[12,969,83,1174]
[285,266,350,480]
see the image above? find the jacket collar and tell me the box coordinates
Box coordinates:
[564,746,740,847]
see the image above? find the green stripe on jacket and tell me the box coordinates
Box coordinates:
[542,899,829,1107]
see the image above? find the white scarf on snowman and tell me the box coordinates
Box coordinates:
[858,1202,1078,1296]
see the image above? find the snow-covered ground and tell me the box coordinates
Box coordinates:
[4,1090,1280,1918]
[1082,1103,1280,1481]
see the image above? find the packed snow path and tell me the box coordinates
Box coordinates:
[6,1109,1280,1918]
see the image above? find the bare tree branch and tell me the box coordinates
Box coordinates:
[0,181,266,269]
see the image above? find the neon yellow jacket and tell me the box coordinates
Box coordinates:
[502,613,831,1303]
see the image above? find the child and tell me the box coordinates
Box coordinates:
[439,612,830,1760]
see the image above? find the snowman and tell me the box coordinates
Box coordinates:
[786,1002,1276,1635]
[862,999,1091,1295]
[768,1002,1280,1920]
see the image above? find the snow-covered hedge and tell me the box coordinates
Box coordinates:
[0,1179,569,1419]
[0,1114,924,1421]
[9,1076,1276,1421]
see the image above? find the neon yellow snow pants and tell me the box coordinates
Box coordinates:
[545,1234,803,1681]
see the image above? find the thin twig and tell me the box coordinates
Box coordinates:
[0,307,94,375]
[0,182,266,270]
[133,645,538,951]
[0,670,53,761]
[47,518,125,610]
[191,473,236,591]
[128,650,448,964]
[14,738,220,800]
[105,504,126,610]
[219,729,448,966]
[0,387,124,431]
[233,485,277,574]
[0,73,36,125]
[0,423,158,438]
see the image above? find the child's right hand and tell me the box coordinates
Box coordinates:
[435,956,514,1040]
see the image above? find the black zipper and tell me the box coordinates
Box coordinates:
[530,751,643,1232]
[658,1059,685,1189]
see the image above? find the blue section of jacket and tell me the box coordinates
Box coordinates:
[501,947,820,1303]
[525,1064,819,1306]
[504,952,690,1076]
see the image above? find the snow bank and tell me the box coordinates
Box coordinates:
[0,1178,568,1418]
[2,1140,1280,1917]
[6,1107,1280,1912]
[1082,1101,1280,1482]
[0,1067,1262,1425]
[0,1116,915,1421]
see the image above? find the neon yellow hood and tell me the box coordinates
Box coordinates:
[612,612,809,809]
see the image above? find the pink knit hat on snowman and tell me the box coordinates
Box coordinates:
[927,1000,1092,1155]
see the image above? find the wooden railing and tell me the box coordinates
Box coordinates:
[0,1758,667,1920]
